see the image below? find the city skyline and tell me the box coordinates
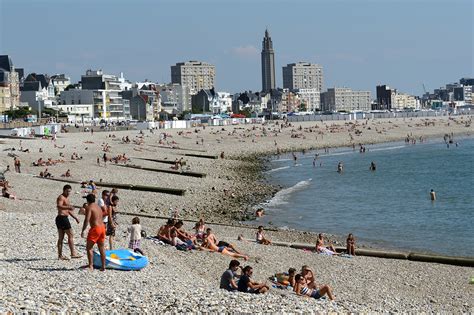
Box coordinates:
[0,0,472,96]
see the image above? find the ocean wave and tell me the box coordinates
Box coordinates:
[369,145,405,152]
[265,179,312,207]
[270,158,292,163]
[264,166,290,174]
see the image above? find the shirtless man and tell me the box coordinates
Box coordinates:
[157,219,175,244]
[202,234,248,261]
[206,228,242,254]
[56,184,82,260]
[81,194,106,271]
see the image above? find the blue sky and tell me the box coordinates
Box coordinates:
[1,0,472,96]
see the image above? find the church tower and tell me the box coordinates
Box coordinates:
[261,29,276,93]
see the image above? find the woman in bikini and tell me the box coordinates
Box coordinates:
[294,274,334,300]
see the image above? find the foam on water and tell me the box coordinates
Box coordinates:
[264,166,290,174]
[265,179,312,207]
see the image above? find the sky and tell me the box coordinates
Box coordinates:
[0,0,473,96]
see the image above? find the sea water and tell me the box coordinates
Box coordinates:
[259,137,474,257]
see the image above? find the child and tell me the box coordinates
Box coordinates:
[194,218,206,241]
[256,226,272,245]
[128,217,144,255]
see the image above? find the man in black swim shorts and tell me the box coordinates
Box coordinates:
[56,185,82,260]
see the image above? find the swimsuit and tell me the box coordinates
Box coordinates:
[55,215,71,230]
[218,246,225,253]
[87,224,106,244]
[300,286,321,299]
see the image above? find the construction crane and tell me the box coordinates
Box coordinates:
[422,83,428,94]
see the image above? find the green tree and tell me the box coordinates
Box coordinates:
[4,107,32,119]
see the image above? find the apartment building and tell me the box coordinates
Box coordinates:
[295,88,321,111]
[171,61,215,95]
[321,87,371,112]
[283,62,323,92]
[81,70,125,120]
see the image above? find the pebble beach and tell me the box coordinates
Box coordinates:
[1,115,473,313]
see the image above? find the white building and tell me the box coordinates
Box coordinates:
[321,87,371,112]
[295,88,321,111]
[81,70,125,120]
[54,104,94,123]
[20,74,56,112]
[216,92,232,113]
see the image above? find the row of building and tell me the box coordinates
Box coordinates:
[1,25,472,122]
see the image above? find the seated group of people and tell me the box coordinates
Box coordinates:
[220,262,334,300]
[155,218,249,261]
[39,168,53,178]
[70,152,83,160]
[316,233,356,256]
[32,157,65,167]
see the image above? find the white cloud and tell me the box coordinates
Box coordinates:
[230,45,259,58]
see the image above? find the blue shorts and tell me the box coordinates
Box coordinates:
[311,289,322,299]
[218,246,225,253]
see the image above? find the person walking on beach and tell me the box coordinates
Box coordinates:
[430,189,436,201]
[81,193,106,271]
[56,184,82,260]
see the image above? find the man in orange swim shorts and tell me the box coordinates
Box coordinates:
[81,194,106,271]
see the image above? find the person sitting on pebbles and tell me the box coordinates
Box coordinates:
[316,233,340,256]
[272,268,296,288]
[255,208,265,217]
[294,273,334,300]
[61,169,71,178]
[156,218,175,244]
[238,266,269,294]
[256,226,272,245]
[220,259,241,291]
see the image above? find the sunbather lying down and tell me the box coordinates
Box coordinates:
[201,235,248,261]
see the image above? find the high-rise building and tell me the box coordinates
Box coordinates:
[261,29,276,93]
[171,61,215,95]
[283,62,323,92]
